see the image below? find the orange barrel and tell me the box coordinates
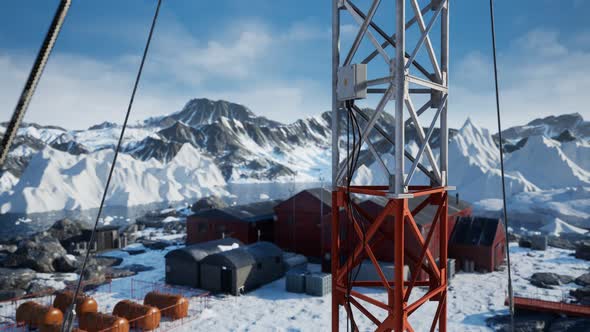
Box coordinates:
[78,312,129,332]
[53,290,98,317]
[143,291,189,320]
[113,300,161,331]
[16,301,64,331]
[40,326,87,332]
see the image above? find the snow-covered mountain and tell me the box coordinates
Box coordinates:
[1,98,588,227]
[499,112,590,142]
[0,144,226,214]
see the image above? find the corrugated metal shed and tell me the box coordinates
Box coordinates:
[165,237,244,262]
[164,237,243,288]
[199,242,284,295]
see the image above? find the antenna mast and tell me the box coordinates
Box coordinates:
[331,0,451,330]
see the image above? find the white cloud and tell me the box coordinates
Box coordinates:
[451,28,590,130]
[0,19,330,129]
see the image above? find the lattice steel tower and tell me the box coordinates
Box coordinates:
[331,0,450,330]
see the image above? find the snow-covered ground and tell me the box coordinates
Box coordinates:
[3,236,584,332]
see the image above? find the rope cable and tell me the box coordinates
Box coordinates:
[0,0,71,168]
[489,1,515,331]
[60,1,162,331]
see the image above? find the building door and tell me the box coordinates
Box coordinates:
[221,266,232,293]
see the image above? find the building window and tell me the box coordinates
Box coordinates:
[257,263,262,270]
[198,223,207,233]
[216,224,226,232]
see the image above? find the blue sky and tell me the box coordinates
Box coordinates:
[1,0,589,130]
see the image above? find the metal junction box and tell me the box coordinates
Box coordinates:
[337,64,367,101]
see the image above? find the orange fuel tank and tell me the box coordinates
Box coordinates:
[78,312,129,332]
[113,300,161,331]
[143,291,189,320]
[16,301,64,331]
[53,290,98,317]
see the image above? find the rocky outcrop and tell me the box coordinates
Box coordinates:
[575,241,590,261]
[548,317,590,332]
[486,312,555,332]
[575,273,590,287]
[530,272,573,289]
[0,267,36,290]
[570,286,590,305]
[47,218,89,242]
[191,195,228,212]
[3,235,68,273]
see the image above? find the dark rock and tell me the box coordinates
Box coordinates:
[575,241,590,261]
[46,218,89,242]
[140,239,172,250]
[549,317,590,332]
[124,248,146,256]
[0,289,26,301]
[548,236,578,250]
[121,264,154,273]
[530,272,572,289]
[93,256,123,267]
[191,195,228,212]
[486,312,555,332]
[507,232,520,243]
[105,267,137,279]
[519,238,532,248]
[52,255,79,273]
[0,243,17,254]
[163,221,185,235]
[26,282,55,295]
[575,273,590,287]
[570,286,590,304]
[3,236,67,272]
[0,267,36,290]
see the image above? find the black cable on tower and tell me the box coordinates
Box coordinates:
[489,1,515,331]
[60,1,163,331]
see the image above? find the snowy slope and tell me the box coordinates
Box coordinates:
[475,187,590,230]
[560,139,590,171]
[539,217,588,236]
[448,120,540,202]
[504,135,590,189]
[0,172,17,192]
[0,144,227,213]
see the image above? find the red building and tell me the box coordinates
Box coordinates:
[448,216,506,272]
[320,195,471,278]
[186,200,280,245]
[273,188,332,258]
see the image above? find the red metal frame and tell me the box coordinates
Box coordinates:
[332,186,448,331]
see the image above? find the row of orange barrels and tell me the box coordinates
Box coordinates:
[15,290,189,332]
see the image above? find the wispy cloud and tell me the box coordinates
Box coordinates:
[0,18,330,129]
[451,28,590,130]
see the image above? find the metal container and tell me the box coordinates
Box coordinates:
[113,300,161,331]
[530,235,548,251]
[143,291,188,320]
[16,301,63,331]
[286,270,308,293]
[53,290,98,318]
[78,312,129,332]
[447,258,456,280]
[305,272,332,296]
